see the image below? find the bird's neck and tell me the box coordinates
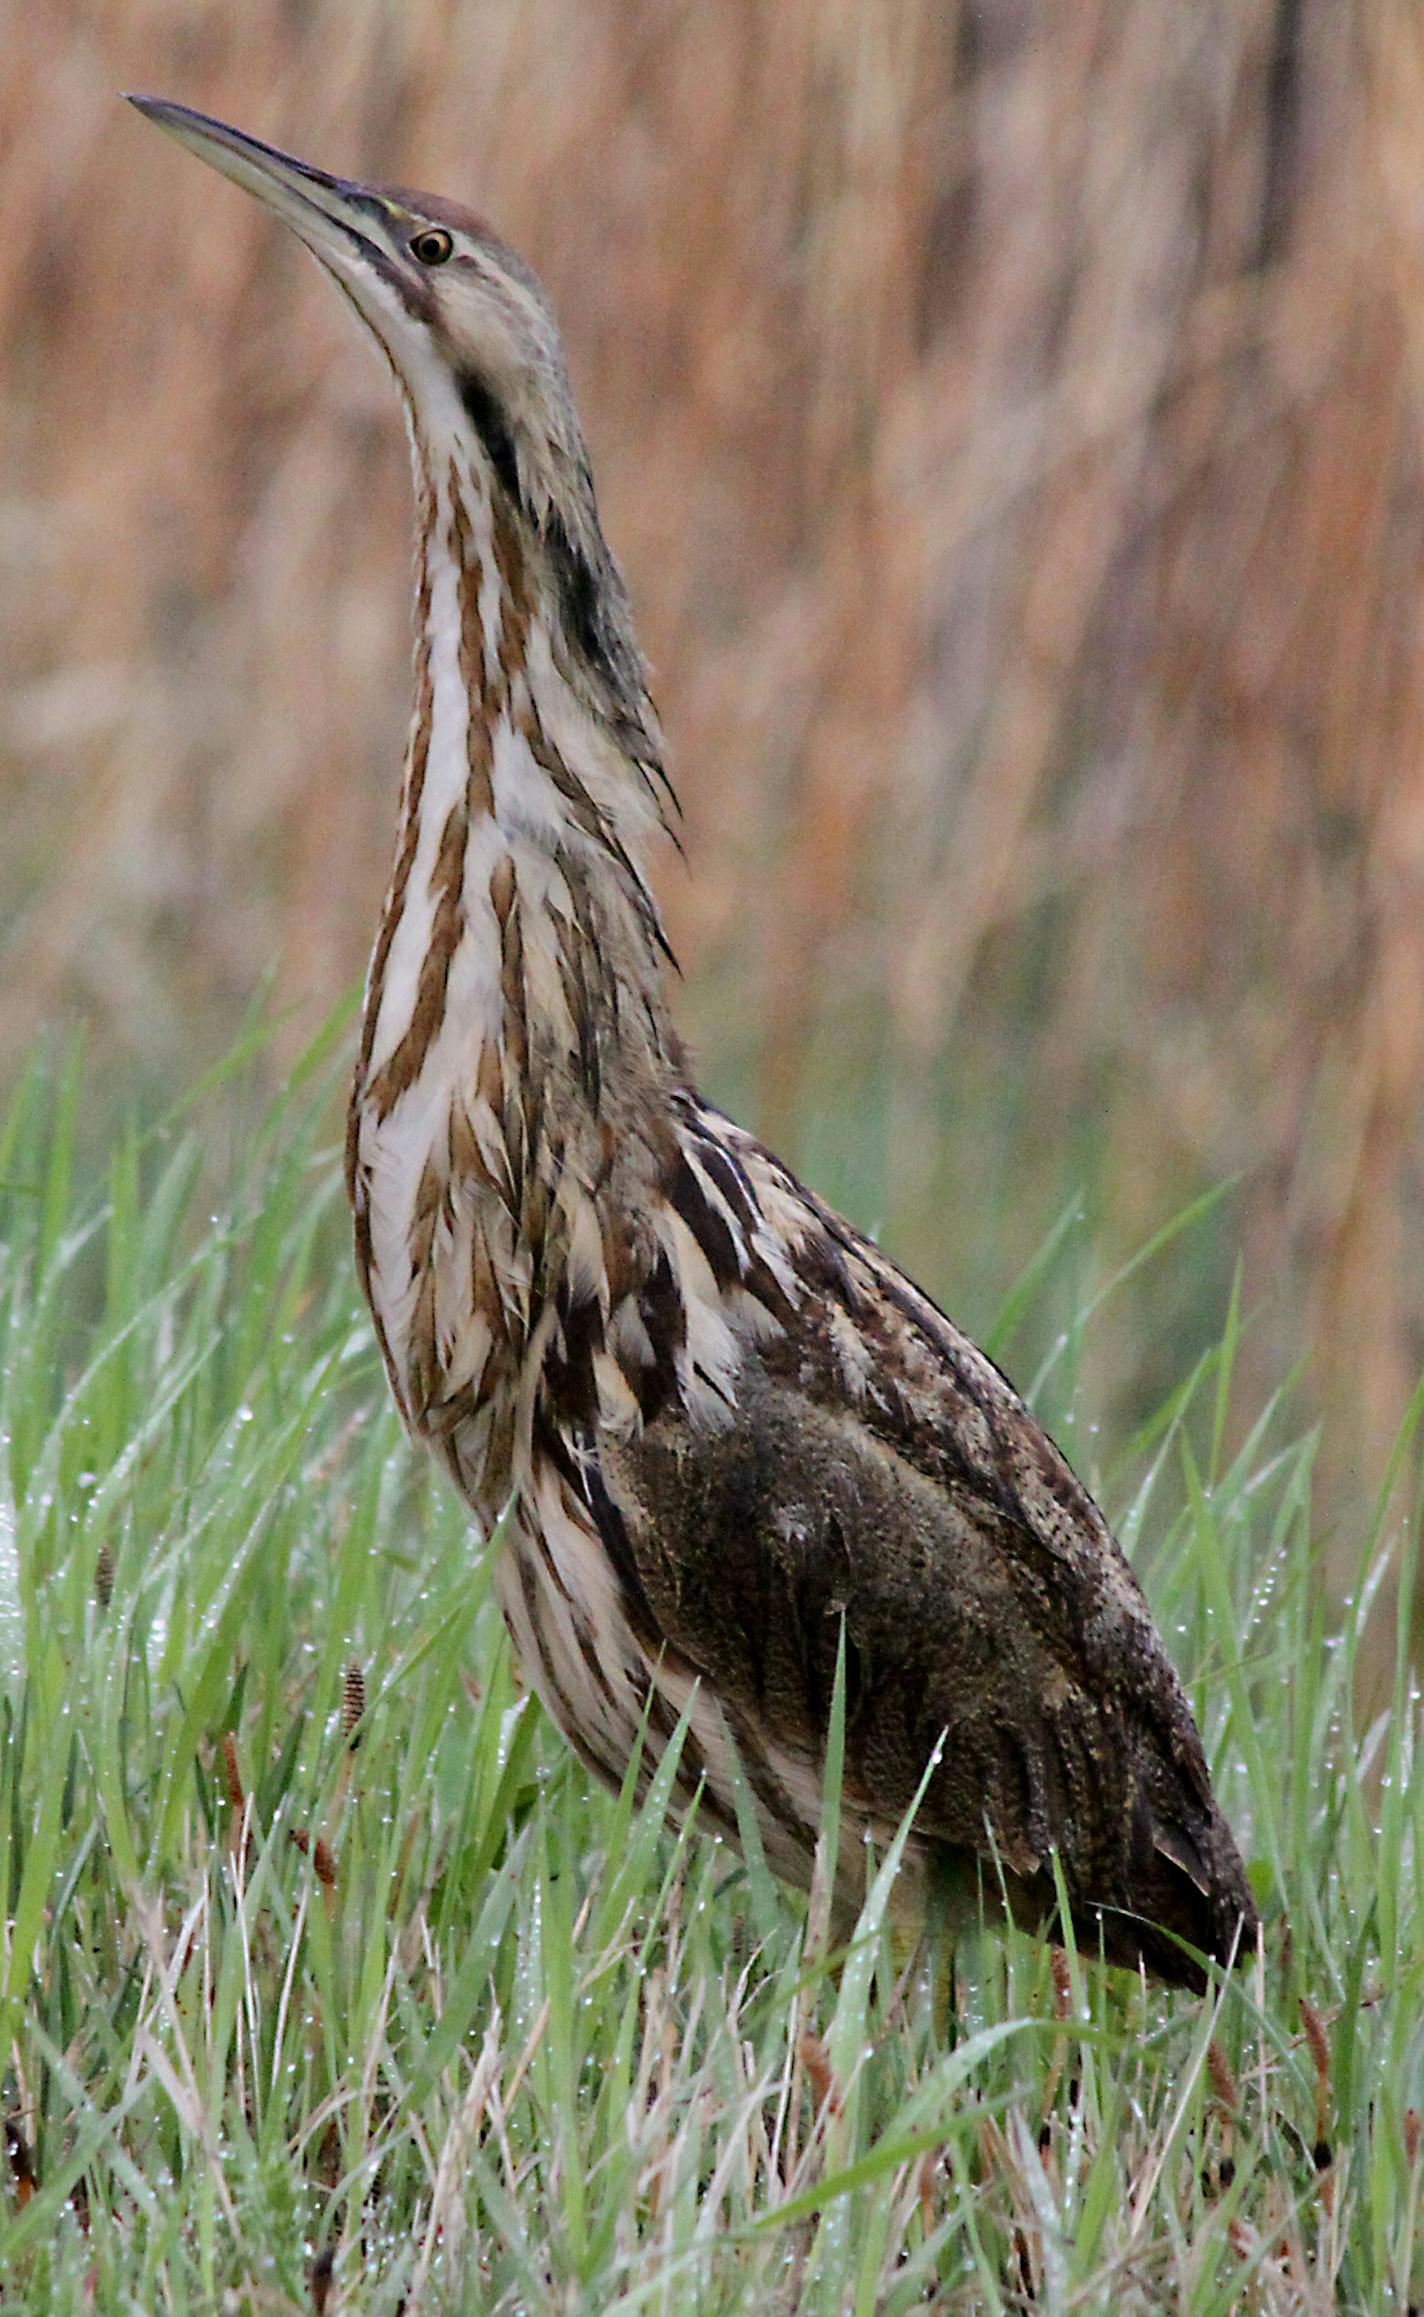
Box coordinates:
[359,424,678,1108]
[348,416,684,1443]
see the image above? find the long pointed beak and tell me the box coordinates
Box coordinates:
[127,96,390,269]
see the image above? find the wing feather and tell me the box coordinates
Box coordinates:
[600,1121,1256,1986]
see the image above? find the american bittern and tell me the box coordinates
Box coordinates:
[133,98,1256,1988]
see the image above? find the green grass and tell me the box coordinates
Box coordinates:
[0,1041,1420,2313]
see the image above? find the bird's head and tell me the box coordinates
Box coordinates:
[130,97,666,802]
[128,97,589,525]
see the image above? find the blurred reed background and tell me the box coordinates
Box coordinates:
[5,0,1424,1540]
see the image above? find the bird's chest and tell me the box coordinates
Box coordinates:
[349,1051,544,1511]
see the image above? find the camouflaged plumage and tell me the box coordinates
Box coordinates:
[142,99,1258,1989]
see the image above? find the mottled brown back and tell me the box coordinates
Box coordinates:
[600,1125,1256,1988]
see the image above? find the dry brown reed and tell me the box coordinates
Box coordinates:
[4,0,1424,1529]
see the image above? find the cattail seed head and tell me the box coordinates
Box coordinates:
[343,1660,366,1745]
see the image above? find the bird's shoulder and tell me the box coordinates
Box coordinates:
[653,1099,1224,1810]
[556,1086,1187,1739]
[678,1098,1152,1640]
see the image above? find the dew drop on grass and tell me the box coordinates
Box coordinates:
[0,1489,23,1687]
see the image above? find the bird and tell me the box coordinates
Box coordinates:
[132,96,1257,1990]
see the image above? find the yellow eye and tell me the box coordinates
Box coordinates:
[409,227,453,266]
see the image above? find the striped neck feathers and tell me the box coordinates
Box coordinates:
[356,406,682,1139]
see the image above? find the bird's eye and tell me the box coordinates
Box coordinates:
[409,227,454,266]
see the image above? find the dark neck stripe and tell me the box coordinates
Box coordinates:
[454,366,663,808]
[457,368,523,510]
[544,507,620,697]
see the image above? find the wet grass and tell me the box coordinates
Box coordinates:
[0,1040,1419,2311]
